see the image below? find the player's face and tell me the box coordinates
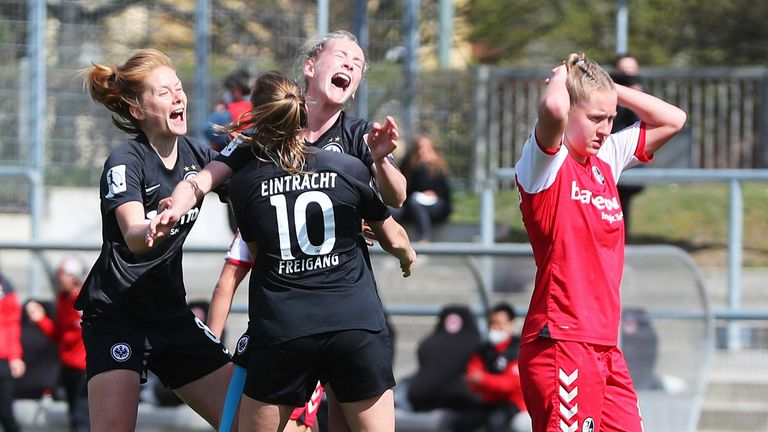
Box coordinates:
[136,66,187,138]
[564,89,616,163]
[57,270,81,295]
[488,311,513,334]
[305,39,365,106]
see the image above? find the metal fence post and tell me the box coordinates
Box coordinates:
[760,70,768,168]
[194,0,211,143]
[27,0,46,298]
[472,66,490,193]
[353,0,369,119]
[726,179,744,350]
[403,0,420,145]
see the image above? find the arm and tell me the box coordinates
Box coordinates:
[466,354,521,395]
[5,294,25,378]
[371,158,407,208]
[535,64,570,152]
[367,217,416,277]
[366,116,407,207]
[615,84,687,156]
[25,301,57,341]
[148,160,233,246]
[116,201,156,255]
[207,261,250,338]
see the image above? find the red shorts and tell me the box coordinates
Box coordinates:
[289,381,324,427]
[519,338,643,432]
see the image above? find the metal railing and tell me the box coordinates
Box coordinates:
[0,240,713,431]
[485,167,768,349]
[0,238,762,323]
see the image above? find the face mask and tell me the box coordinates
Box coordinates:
[488,329,509,345]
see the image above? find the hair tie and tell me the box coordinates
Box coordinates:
[575,59,588,71]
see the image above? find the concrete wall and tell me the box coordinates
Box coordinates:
[0,186,234,296]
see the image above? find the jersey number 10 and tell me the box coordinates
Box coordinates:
[270,191,337,260]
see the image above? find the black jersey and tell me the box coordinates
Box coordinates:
[215,111,394,174]
[228,147,391,345]
[75,134,219,323]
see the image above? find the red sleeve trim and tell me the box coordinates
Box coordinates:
[634,122,654,163]
[225,257,253,269]
[533,126,561,155]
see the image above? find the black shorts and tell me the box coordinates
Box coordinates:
[81,313,231,389]
[243,329,395,406]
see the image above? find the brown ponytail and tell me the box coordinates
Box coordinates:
[224,71,309,174]
[82,48,174,134]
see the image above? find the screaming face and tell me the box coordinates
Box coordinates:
[305,38,365,106]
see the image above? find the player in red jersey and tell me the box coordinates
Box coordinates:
[514,53,686,432]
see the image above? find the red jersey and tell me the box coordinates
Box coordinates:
[465,338,526,411]
[227,100,252,127]
[0,276,23,361]
[35,290,86,370]
[515,122,650,346]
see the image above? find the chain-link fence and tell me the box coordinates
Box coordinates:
[0,0,477,213]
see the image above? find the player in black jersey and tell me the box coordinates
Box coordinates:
[147,31,408,431]
[76,49,234,432]
[148,30,406,240]
[222,71,415,431]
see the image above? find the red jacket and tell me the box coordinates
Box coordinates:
[465,338,526,411]
[35,290,86,370]
[0,276,23,361]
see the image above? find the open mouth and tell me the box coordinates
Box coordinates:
[170,107,185,122]
[331,73,351,91]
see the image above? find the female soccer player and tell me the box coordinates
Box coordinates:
[151,31,407,430]
[514,53,686,432]
[76,49,234,432]
[223,70,415,431]
[148,30,405,243]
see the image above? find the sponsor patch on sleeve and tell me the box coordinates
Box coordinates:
[105,164,127,198]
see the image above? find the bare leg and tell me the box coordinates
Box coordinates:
[325,386,352,432]
[174,363,235,430]
[238,394,294,432]
[87,370,141,432]
[339,389,394,432]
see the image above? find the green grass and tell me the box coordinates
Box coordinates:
[450,182,768,267]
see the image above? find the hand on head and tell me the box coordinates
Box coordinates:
[545,64,568,85]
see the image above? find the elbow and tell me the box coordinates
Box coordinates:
[672,108,688,132]
[389,192,406,209]
[126,243,149,256]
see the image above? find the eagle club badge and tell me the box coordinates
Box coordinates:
[111,342,131,362]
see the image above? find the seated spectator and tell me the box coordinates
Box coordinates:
[407,305,482,411]
[0,271,24,432]
[204,68,253,151]
[459,302,529,432]
[391,135,453,243]
[25,256,90,432]
[621,307,663,391]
